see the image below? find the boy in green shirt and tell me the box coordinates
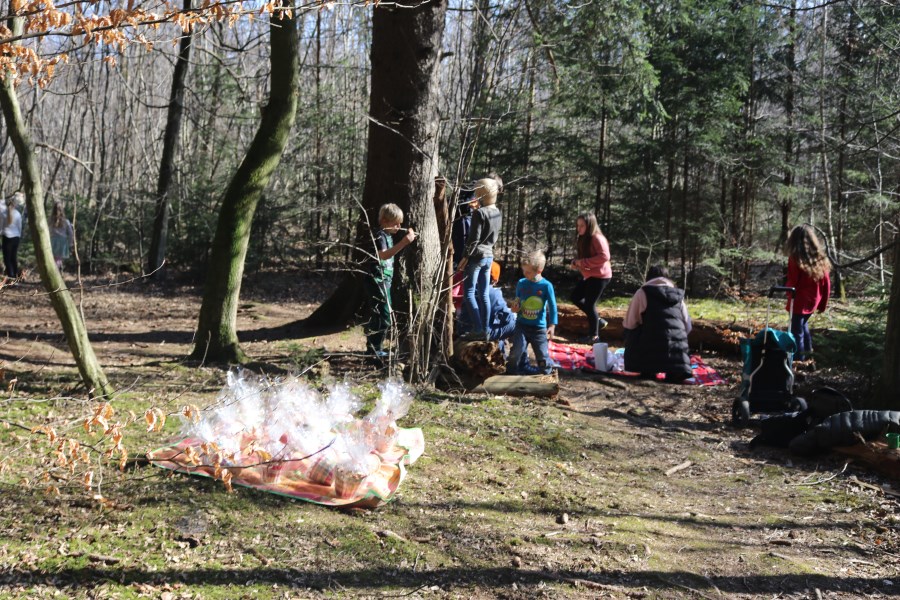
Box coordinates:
[366,203,417,361]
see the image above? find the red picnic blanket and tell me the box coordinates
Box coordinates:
[547,340,725,386]
[147,427,425,508]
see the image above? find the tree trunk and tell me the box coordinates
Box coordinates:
[314,10,325,270]
[147,0,193,278]
[817,5,844,301]
[189,1,299,364]
[679,151,689,285]
[778,0,797,249]
[664,131,675,264]
[0,16,113,397]
[594,101,609,225]
[432,178,453,356]
[515,55,535,263]
[879,228,900,409]
[365,0,448,382]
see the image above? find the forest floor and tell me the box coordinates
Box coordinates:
[0,271,898,599]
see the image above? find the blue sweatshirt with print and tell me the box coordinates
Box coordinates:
[515,277,557,329]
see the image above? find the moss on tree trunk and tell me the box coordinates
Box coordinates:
[0,15,112,397]
[190,2,299,364]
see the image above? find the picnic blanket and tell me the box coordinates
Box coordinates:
[547,340,725,386]
[147,427,425,508]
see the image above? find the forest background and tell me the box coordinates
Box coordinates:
[0,2,900,596]
[1,0,899,392]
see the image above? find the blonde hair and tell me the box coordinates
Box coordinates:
[378,203,403,226]
[575,213,601,259]
[473,178,499,206]
[785,224,830,281]
[522,249,546,272]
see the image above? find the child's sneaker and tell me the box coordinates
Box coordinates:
[597,317,609,330]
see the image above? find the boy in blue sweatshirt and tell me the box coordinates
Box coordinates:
[506,250,557,375]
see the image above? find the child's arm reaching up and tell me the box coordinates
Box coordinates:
[378,228,417,260]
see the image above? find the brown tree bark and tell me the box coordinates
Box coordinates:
[0,15,112,397]
[190,1,299,364]
[879,229,900,409]
[147,0,193,278]
[365,0,448,381]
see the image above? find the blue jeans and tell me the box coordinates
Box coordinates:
[791,313,812,360]
[507,323,552,375]
[463,256,492,334]
[491,317,517,344]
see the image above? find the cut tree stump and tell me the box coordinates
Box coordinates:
[474,374,559,397]
[444,339,506,391]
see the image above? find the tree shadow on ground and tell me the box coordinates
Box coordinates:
[0,565,891,596]
[237,319,349,343]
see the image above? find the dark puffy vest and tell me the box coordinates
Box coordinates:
[624,285,691,377]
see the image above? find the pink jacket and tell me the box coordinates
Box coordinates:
[575,233,612,280]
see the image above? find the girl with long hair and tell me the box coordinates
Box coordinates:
[49,201,75,270]
[784,224,831,361]
[569,213,612,343]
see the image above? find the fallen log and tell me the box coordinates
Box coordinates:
[474,374,559,397]
[555,303,750,355]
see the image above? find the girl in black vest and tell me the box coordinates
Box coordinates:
[622,265,692,382]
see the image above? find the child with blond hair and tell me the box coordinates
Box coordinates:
[506,250,557,375]
[455,177,502,341]
[365,203,416,362]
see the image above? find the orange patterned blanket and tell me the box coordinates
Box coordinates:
[147,427,425,508]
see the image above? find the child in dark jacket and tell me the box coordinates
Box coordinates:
[784,224,831,361]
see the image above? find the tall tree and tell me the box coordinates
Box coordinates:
[147,0,194,278]
[880,229,900,409]
[305,0,448,378]
[190,0,299,364]
[0,14,113,397]
[360,0,448,381]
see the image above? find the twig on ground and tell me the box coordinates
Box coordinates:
[665,461,694,477]
[539,571,629,593]
[655,574,718,600]
[789,462,848,486]
[379,584,429,598]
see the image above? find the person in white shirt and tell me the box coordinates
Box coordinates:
[1,193,24,280]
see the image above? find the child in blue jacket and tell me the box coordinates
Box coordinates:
[506,250,557,375]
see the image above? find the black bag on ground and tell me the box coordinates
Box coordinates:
[789,410,900,456]
[749,388,854,449]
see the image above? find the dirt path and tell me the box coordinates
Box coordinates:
[0,275,897,599]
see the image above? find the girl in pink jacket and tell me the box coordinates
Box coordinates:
[569,213,612,343]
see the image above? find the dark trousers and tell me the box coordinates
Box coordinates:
[365,277,392,353]
[507,323,552,375]
[2,235,20,279]
[791,313,812,360]
[570,277,610,336]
